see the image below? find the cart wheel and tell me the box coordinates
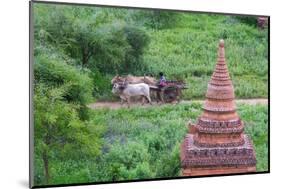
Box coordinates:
[160,85,180,103]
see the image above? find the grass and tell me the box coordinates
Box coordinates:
[39,102,268,185]
[142,14,268,99]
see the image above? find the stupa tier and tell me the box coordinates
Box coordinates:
[181,39,256,176]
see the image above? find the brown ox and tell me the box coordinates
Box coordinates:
[111,75,157,85]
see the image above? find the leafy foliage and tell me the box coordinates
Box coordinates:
[34,83,104,184]
[235,16,258,26]
[135,10,181,29]
[33,42,104,185]
[37,103,267,185]
[34,54,93,105]
[34,4,150,75]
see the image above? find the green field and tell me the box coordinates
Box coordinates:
[143,14,268,99]
[34,103,268,185]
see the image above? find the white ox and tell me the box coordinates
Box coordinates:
[112,83,152,107]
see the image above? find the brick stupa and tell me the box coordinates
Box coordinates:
[180,39,256,176]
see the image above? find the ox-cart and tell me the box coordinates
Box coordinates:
[150,81,188,103]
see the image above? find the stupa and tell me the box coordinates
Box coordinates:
[180,39,256,176]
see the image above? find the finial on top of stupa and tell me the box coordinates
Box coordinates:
[219,39,224,47]
[218,39,225,60]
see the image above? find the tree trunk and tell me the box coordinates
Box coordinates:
[82,50,87,68]
[82,46,91,68]
[42,150,50,184]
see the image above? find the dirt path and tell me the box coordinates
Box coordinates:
[88,98,268,110]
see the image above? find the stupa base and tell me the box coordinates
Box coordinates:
[180,134,256,176]
[182,165,256,176]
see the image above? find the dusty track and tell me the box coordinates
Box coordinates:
[88,98,268,110]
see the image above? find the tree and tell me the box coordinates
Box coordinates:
[122,25,150,74]
[34,53,94,118]
[33,52,103,184]
[34,84,103,184]
[134,10,180,30]
[34,4,150,75]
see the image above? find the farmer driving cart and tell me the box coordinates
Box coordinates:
[158,72,167,87]
[151,72,188,103]
[156,72,167,102]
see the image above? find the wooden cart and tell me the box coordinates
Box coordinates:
[150,81,188,103]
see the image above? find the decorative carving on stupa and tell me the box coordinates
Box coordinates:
[181,39,256,176]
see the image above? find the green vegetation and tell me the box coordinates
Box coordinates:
[32,2,268,186]
[34,103,268,185]
[34,53,105,184]
[33,4,268,101]
[143,14,268,99]
[89,103,268,182]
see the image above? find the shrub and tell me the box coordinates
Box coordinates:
[236,16,258,26]
[34,84,103,185]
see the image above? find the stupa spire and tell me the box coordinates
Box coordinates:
[180,39,256,176]
[211,39,231,85]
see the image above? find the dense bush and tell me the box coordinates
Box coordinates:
[235,16,258,26]
[34,83,104,185]
[135,10,181,30]
[33,48,104,185]
[34,54,93,105]
[62,103,267,184]
[34,4,150,75]
[34,4,153,99]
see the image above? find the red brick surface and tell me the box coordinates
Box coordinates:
[180,40,256,175]
[182,166,256,176]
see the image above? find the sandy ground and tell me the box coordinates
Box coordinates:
[88,98,268,110]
